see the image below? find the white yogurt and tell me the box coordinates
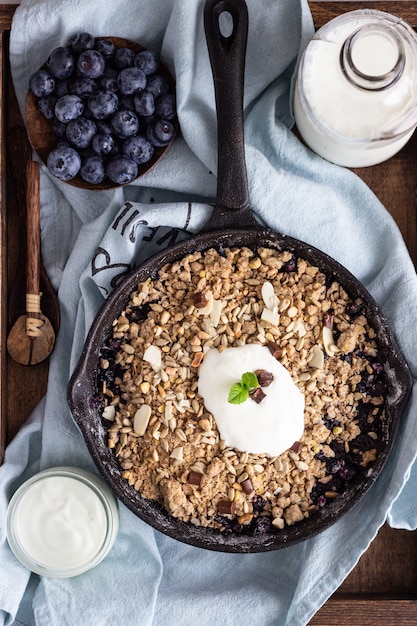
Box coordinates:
[198,345,304,457]
[294,10,417,167]
[6,467,119,577]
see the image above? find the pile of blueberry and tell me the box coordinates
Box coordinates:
[28,32,177,186]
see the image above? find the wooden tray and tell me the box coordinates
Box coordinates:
[0,3,416,624]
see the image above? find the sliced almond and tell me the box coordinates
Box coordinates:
[143,344,162,371]
[322,326,339,357]
[308,345,324,369]
[210,298,222,327]
[292,319,306,337]
[133,404,152,436]
[102,405,116,421]
[170,446,184,461]
[261,307,280,326]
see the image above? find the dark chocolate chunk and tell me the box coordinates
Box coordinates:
[254,369,274,387]
[187,471,203,487]
[217,500,236,515]
[241,478,254,494]
[193,291,207,308]
[266,341,282,360]
[250,387,266,403]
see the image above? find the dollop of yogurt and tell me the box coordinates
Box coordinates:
[198,345,304,457]
[15,476,107,569]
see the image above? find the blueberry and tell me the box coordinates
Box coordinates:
[69,77,97,98]
[253,516,272,534]
[134,50,160,75]
[80,155,106,184]
[46,46,75,80]
[281,255,297,272]
[88,90,119,119]
[29,69,55,97]
[134,91,155,117]
[316,495,327,508]
[113,47,135,69]
[66,117,97,149]
[122,135,154,165]
[118,94,135,112]
[346,298,364,319]
[252,495,267,513]
[117,67,146,95]
[77,49,105,78]
[70,32,95,55]
[92,133,116,155]
[97,68,118,92]
[52,118,67,139]
[95,120,113,135]
[147,119,174,147]
[155,93,176,120]
[95,39,115,60]
[55,94,84,123]
[38,96,57,119]
[145,74,170,98]
[47,144,81,180]
[53,78,70,98]
[107,155,138,185]
[110,109,139,138]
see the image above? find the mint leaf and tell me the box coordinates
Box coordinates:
[241,371,259,390]
[228,382,249,404]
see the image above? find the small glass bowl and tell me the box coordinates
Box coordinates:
[6,466,119,578]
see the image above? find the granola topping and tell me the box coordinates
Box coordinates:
[96,246,388,536]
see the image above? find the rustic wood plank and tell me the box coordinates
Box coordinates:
[0,5,15,31]
[310,598,417,625]
[339,525,417,595]
[310,2,417,29]
[0,32,7,464]
[4,30,49,448]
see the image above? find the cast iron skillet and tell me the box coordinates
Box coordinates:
[68,0,413,552]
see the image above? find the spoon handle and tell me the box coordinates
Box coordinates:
[25,160,40,299]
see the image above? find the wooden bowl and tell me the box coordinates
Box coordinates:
[25,37,178,191]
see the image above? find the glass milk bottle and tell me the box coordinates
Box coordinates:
[294,10,417,167]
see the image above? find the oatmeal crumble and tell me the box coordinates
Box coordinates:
[95,246,388,535]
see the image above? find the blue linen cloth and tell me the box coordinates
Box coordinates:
[1,0,417,624]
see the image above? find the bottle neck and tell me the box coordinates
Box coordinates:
[340,23,405,91]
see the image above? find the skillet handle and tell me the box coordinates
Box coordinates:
[204,0,257,230]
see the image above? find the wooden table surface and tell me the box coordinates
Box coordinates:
[0,3,416,624]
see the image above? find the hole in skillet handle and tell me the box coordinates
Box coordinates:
[203,0,259,233]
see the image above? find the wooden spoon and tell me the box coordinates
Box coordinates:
[7,160,56,365]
